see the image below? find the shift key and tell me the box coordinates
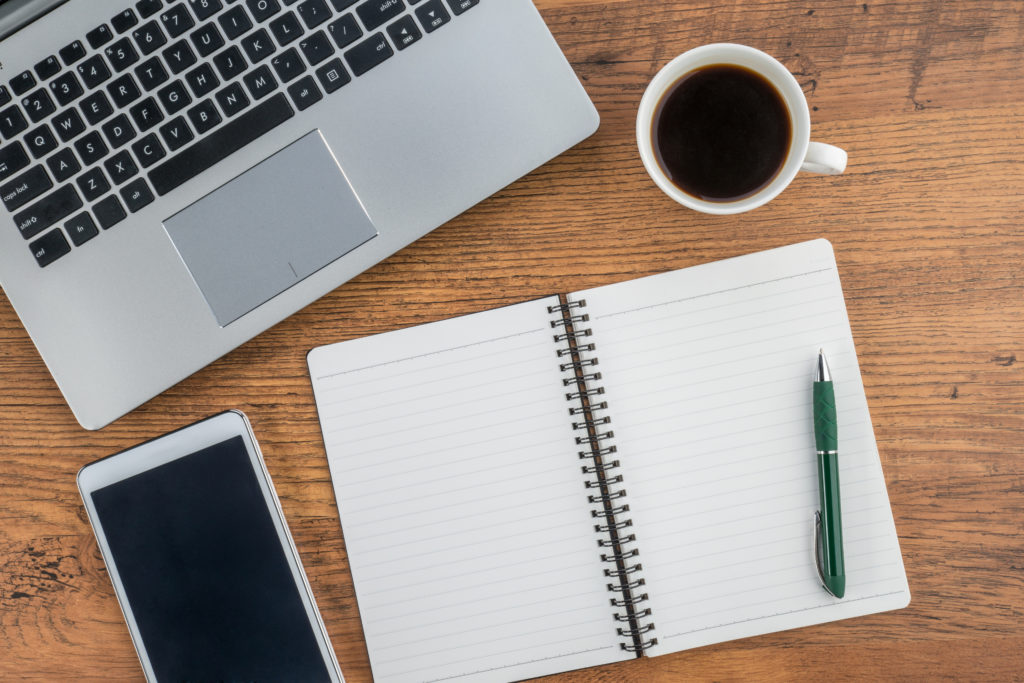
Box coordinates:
[1,165,52,212]
[356,0,405,31]
[13,185,83,240]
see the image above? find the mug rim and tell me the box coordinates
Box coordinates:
[637,43,811,215]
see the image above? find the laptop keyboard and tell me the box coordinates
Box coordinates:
[0,0,480,268]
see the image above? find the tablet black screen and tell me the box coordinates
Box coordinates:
[91,436,332,681]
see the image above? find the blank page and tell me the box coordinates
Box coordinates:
[569,240,910,655]
[308,298,632,683]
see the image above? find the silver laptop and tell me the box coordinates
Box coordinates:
[0,0,598,429]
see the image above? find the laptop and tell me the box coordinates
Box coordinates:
[0,0,599,429]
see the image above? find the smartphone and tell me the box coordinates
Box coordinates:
[78,411,344,682]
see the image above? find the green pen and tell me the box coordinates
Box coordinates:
[814,349,845,599]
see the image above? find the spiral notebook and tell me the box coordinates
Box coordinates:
[307,240,910,683]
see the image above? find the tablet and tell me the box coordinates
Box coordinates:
[78,411,344,682]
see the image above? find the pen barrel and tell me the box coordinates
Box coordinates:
[817,451,846,592]
[813,381,838,453]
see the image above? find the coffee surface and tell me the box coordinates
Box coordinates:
[653,64,791,202]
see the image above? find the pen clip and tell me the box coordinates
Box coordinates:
[814,511,841,598]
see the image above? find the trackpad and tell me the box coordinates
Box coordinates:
[164,131,378,327]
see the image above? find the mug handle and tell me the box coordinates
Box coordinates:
[801,141,847,175]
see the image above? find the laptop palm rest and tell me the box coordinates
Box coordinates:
[164,131,378,327]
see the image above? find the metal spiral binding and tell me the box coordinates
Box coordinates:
[548,296,657,656]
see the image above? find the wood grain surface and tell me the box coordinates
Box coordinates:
[2,0,1023,680]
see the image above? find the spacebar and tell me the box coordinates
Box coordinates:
[149,94,295,196]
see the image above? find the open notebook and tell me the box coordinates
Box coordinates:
[307,240,910,683]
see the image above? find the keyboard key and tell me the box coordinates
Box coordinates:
[105,150,139,184]
[137,0,164,19]
[161,4,196,37]
[80,91,115,125]
[59,40,88,66]
[158,80,192,114]
[243,64,278,100]
[330,0,357,9]
[356,0,404,31]
[11,70,36,96]
[287,74,321,110]
[271,47,305,82]
[25,125,58,158]
[136,57,170,90]
[298,0,330,28]
[87,24,115,49]
[78,55,112,89]
[94,194,128,229]
[445,0,477,14]
[159,116,195,150]
[185,63,220,97]
[247,0,282,22]
[0,86,10,107]
[241,28,275,63]
[102,114,137,149]
[215,82,250,117]
[106,38,140,71]
[415,0,449,33]
[387,15,421,50]
[109,74,143,108]
[1,165,52,211]
[191,22,225,57]
[113,9,140,33]
[0,142,30,182]
[345,32,392,77]
[130,97,164,130]
[121,177,155,212]
[133,20,168,55]
[299,30,333,65]
[187,98,222,134]
[14,184,83,239]
[270,11,304,45]
[74,131,109,166]
[150,92,294,195]
[219,5,253,39]
[0,105,29,138]
[46,148,81,182]
[163,40,198,74]
[50,72,85,107]
[22,89,56,122]
[315,57,350,93]
[132,133,167,167]
[213,46,248,81]
[189,0,223,21]
[66,211,99,246]
[52,109,87,142]
[77,167,112,202]
[35,55,61,81]
[29,229,72,267]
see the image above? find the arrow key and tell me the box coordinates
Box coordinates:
[386,15,421,50]
[414,0,450,34]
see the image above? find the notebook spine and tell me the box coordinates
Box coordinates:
[549,297,657,656]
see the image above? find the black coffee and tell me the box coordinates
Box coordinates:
[653,64,791,202]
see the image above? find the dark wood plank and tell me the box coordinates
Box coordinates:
[2,0,1022,680]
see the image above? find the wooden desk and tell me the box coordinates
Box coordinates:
[2,1,1022,680]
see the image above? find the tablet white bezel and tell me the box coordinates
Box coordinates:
[77,410,344,682]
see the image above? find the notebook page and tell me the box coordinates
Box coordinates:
[568,240,910,655]
[308,298,631,683]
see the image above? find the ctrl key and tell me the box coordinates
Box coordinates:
[29,229,71,267]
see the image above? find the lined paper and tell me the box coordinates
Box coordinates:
[569,240,910,655]
[308,298,630,683]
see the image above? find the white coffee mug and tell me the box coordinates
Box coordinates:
[637,43,847,215]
